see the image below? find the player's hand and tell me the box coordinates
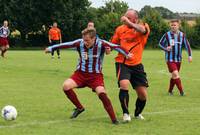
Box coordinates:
[45,48,51,53]
[121,16,132,26]
[188,56,192,63]
[126,53,133,59]
[166,46,172,52]
[105,47,111,55]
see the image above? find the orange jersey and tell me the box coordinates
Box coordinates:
[48,27,61,40]
[111,23,150,66]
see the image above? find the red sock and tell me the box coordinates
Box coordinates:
[98,93,117,122]
[175,78,183,93]
[64,89,83,109]
[168,78,175,92]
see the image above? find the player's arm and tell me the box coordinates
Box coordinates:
[48,30,52,43]
[158,33,170,51]
[183,34,192,62]
[102,40,131,59]
[121,16,146,34]
[45,39,81,53]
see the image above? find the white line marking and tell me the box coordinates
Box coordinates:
[1,107,200,129]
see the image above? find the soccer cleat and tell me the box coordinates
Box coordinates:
[122,113,131,122]
[112,120,119,125]
[135,114,145,120]
[70,108,85,119]
[180,92,185,96]
[58,56,60,59]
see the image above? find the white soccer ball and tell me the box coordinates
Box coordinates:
[1,105,18,121]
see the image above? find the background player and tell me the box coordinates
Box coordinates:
[0,20,10,58]
[159,19,192,96]
[48,22,62,59]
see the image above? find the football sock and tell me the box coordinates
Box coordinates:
[119,89,129,114]
[51,50,54,56]
[175,78,183,93]
[57,49,60,56]
[98,93,117,122]
[134,98,146,117]
[63,89,83,110]
[168,78,175,93]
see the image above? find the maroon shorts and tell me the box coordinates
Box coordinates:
[0,37,9,46]
[70,70,104,91]
[167,62,181,73]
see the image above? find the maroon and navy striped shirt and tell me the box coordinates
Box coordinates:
[159,31,192,62]
[48,38,129,73]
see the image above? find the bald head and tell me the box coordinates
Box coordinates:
[125,9,138,23]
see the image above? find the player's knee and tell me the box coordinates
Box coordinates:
[95,86,106,95]
[119,80,129,90]
[63,81,71,91]
[172,71,179,79]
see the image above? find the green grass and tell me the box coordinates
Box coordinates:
[0,50,200,135]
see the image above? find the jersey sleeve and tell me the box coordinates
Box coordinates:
[102,40,129,57]
[183,34,192,57]
[159,33,168,51]
[48,39,81,52]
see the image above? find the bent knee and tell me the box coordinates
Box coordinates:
[63,79,75,91]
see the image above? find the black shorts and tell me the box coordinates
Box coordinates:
[50,40,60,46]
[115,63,149,89]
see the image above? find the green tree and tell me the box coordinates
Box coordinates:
[0,0,90,46]
[141,6,168,48]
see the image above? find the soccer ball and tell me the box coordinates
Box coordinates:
[1,105,18,121]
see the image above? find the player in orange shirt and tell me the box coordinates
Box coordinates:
[111,9,150,122]
[48,22,62,59]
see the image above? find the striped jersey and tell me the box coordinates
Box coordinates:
[0,26,10,38]
[48,38,129,73]
[159,31,192,62]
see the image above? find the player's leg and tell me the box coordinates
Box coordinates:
[168,62,184,95]
[167,62,176,94]
[1,46,8,57]
[95,86,118,124]
[115,63,131,122]
[63,78,85,118]
[134,86,147,120]
[57,49,60,59]
[131,64,148,120]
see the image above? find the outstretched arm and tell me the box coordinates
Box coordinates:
[102,40,131,59]
[45,39,81,53]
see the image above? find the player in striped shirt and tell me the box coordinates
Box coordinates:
[0,20,10,58]
[159,19,192,96]
[45,27,131,124]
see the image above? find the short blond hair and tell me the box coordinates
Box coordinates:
[81,27,96,38]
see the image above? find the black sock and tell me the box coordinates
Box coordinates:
[57,49,60,56]
[134,98,146,116]
[119,89,129,114]
[51,50,54,56]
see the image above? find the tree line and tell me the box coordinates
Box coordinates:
[1,0,200,48]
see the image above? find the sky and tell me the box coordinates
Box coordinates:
[89,0,200,13]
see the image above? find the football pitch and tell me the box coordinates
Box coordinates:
[0,50,200,135]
